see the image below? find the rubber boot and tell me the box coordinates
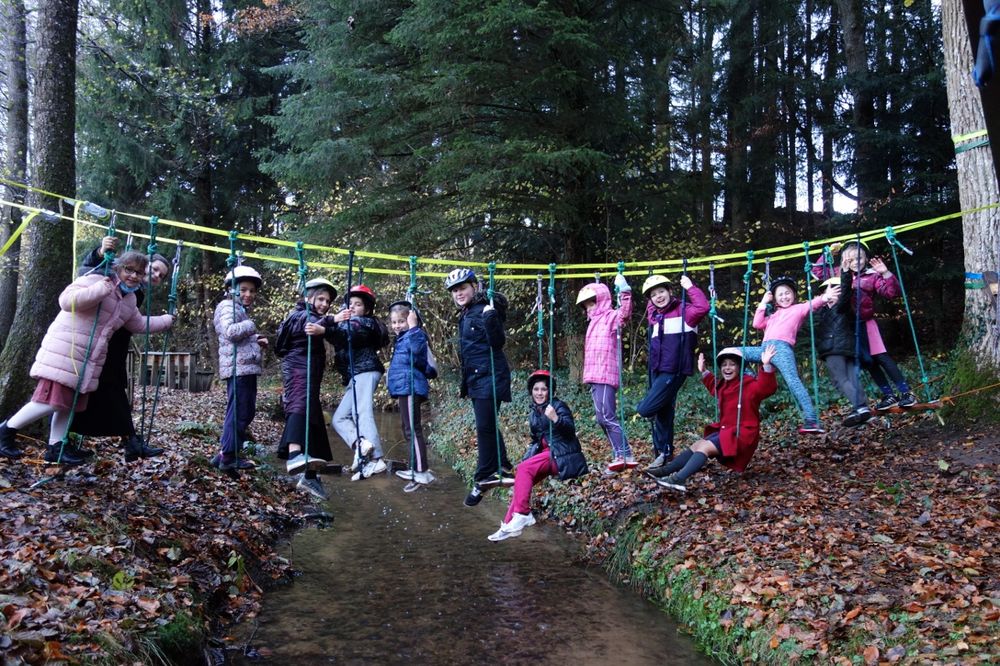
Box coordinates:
[0,421,22,459]
[124,435,164,462]
[44,443,84,466]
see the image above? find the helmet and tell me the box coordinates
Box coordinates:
[642,274,671,297]
[224,266,262,288]
[527,369,556,395]
[444,267,477,290]
[769,275,797,295]
[820,276,841,290]
[575,285,597,306]
[348,284,377,312]
[716,347,743,364]
[840,239,870,253]
[305,278,337,300]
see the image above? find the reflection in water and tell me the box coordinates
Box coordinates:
[232,412,713,665]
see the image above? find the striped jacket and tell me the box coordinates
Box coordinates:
[646,283,709,376]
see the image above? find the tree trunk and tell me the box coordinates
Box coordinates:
[942,0,1000,369]
[0,0,28,343]
[0,0,77,417]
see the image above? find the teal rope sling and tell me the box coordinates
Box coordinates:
[295,242,313,466]
[884,227,935,402]
[140,239,182,447]
[802,241,822,416]
[735,251,754,434]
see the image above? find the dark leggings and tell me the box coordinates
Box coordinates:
[471,398,511,482]
[865,353,909,394]
[399,395,429,472]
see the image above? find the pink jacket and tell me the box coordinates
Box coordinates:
[753,297,825,345]
[582,283,632,387]
[30,274,172,393]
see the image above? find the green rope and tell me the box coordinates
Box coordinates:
[735,251,754,435]
[141,239,182,445]
[535,274,544,369]
[884,227,933,401]
[295,242,312,464]
[802,241,821,415]
[708,264,720,423]
[226,229,241,471]
[486,261,504,477]
[614,260,629,444]
[547,263,557,446]
[138,215,159,442]
[407,255,418,476]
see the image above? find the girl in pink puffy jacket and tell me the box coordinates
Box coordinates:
[0,252,173,465]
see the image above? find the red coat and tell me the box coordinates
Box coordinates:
[701,367,777,473]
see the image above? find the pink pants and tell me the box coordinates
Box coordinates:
[505,450,558,523]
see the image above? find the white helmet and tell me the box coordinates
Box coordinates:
[224,266,263,288]
[576,285,597,306]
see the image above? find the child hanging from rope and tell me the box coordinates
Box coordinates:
[444,268,514,507]
[487,370,588,541]
[576,274,635,475]
[813,275,874,427]
[387,300,437,491]
[330,284,390,479]
[636,273,709,471]
[739,275,827,434]
[649,345,777,493]
[274,278,338,501]
[0,251,174,464]
[816,241,916,410]
[213,266,267,472]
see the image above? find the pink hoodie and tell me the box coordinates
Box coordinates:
[753,296,825,346]
[582,283,632,387]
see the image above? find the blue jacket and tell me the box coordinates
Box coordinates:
[387,326,432,398]
[457,291,511,402]
[528,398,588,481]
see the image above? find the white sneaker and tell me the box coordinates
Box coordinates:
[395,469,415,481]
[358,437,374,457]
[287,453,325,475]
[488,523,522,541]
[362,458,387,478]
[350,449,361,472]
[413,470,435,485]
[504,512,536,533]
[647,453,668,469]
[403,481,421,493]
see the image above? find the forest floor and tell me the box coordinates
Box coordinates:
[0,381,997,665]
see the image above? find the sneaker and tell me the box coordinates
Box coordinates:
[413,470,435,485]
[605,458,626,474]
[296,476,329,501]
[623,456,639,469]
[655,473,687,492]
[797,422,826,434]
[505,511,536,532]
[362,458,387,478]
[286,453,325,475]
[874,394,900,411]
[464,486,484,507]
[358,437,374,457]
[221,456,256,471]
[487,523,522,541]
[210,453,223,469]
[645,465,672,479]
[647,453,668,469]
[395,469,415,481]
[843,408,874,427]
[403,481,422,493]
[898,392,917,408]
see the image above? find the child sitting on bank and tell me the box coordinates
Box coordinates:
[330,284,390,479]
[741,275,826,434]
[487,370,588,542]
[814,275,874,427]
[576,274,634,475]
[274,278,339,500]
[649,345,777,493]
[0,251,173,464]
[387,300,437,492]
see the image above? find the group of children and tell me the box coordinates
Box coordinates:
[0,238,918,543]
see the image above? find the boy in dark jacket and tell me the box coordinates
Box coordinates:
[274,278,338,500]
[444,268,514,507]
[488,370,588,541]
[814,275,873,427]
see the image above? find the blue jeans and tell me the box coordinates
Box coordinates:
[221,374,257,455]
[636,372,687,458]
[741,340,817,424]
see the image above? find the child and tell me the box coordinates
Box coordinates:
[444,268,514,507]
[387,301,436,491]
[636,273,709,471]
[741,275,826,434]
[213,265,266,472]
[74,236,173,461]
[487,370,588,541]
[813,275,873,427]
[576,274,634,474]
[649,345,777,492]
[833,241,916,410]
[274,278,338,500]
[330,284,390,479]
[0,252,173,464]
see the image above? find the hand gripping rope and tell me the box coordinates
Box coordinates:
[884,226,934,402]
[802,241,822,415]
[295,242,313,465]
[735,251,754,436]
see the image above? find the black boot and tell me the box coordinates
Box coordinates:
[44,443,85,466]
[0,421,22,459]
[124,435,164,462]
[66,438,95,459]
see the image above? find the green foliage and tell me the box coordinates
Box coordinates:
[941,349,1000,422]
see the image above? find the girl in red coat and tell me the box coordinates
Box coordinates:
[648,344,777,492]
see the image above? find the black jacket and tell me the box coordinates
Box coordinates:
[814,272,859,359]
[274,302,337,413]
[331,315,389,385]
[529,398,588,481]
[457,291,512,402]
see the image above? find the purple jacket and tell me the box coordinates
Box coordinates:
[646,283,709,376]
[582,283,632,387]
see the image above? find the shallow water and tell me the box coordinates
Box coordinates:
[232,413,713,665]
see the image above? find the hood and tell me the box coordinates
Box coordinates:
[586,282,613,320]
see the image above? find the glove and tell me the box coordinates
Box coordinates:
[613,273,631,292]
